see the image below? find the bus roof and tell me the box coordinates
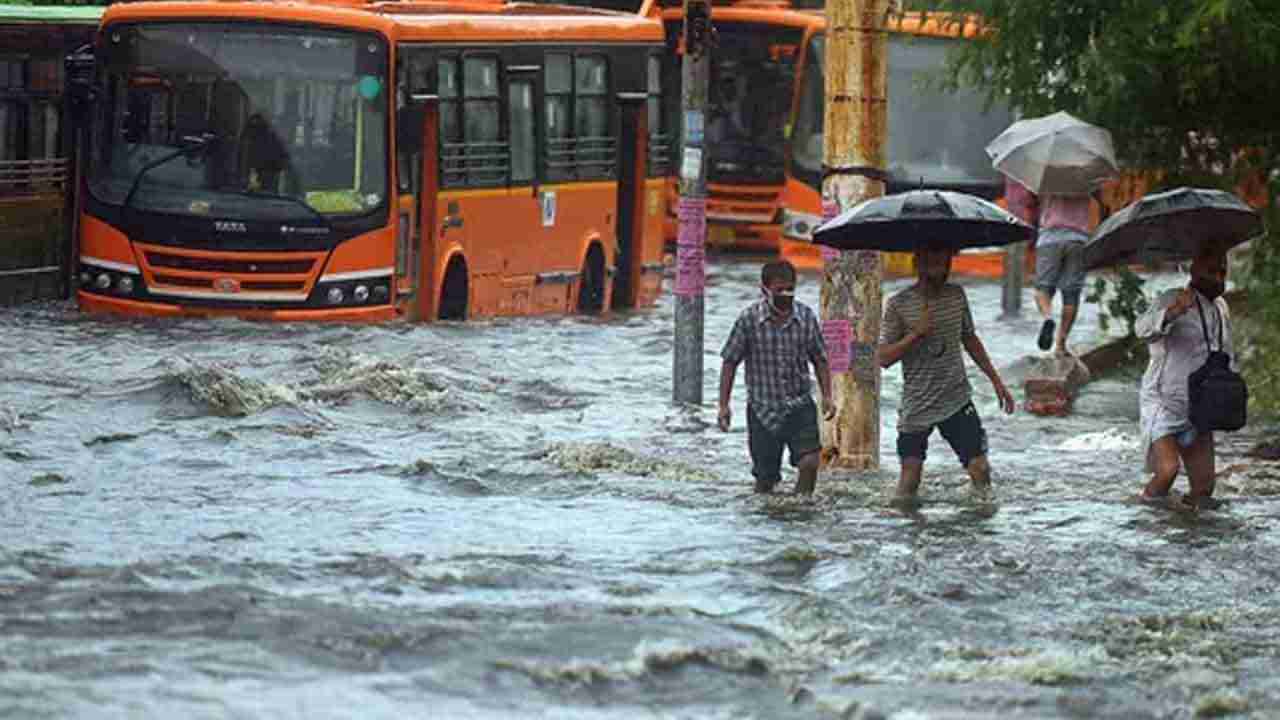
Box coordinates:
[656,3,822,31]
[648,5,980,37]
[889,12,985,39]
[0,3,104,24]
[389,9,664,43]
[102,0,661,42]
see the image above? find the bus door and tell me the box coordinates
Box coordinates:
[396,91,438,322]
[611,91,647,309]
[504,66,543,315]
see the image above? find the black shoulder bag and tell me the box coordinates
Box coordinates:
[1187,297,1248,433]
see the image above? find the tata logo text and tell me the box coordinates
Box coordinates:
[213,277,242,294]
[214,221,248,233]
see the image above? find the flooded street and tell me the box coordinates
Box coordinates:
[2,258,1278,719]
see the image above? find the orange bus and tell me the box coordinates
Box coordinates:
[1,4,101,305]
[65,0,667,321]
[644,0,821,251]
[779,12,1017,276]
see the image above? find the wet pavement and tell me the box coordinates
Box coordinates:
[2,259,1277,719]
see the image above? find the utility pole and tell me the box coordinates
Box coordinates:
[1001,179,1032,319]
[1001,241,1025,319]
[820,0,889,470]
[673,0,711,405]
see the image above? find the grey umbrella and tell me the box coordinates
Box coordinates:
[812,189,1034,252]
[985,111,1118,194]
[1081,187,1263,270]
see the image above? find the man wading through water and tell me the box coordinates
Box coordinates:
[718,260,834,495]
[878,245,1016,505]
[1135,245,1236,511]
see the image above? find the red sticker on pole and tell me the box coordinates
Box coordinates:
[676,197,706,296]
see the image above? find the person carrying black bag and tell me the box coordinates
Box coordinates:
[1134,245,1242,510]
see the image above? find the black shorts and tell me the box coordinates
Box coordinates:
[896,401,988,468]
[747,398,821,485]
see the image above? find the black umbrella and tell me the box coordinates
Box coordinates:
[1082,187,1263,270]
[811,189,1034,252]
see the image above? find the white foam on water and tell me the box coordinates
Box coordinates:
[1057,427,1140,452]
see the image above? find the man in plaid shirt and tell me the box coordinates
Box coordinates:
[718,261,834,495]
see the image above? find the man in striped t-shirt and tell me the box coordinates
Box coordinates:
[878,245,1017,504]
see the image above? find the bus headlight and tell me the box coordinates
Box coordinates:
[312,276,391,307]
[78,262,143,297]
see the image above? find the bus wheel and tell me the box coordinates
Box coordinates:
[439,258,469,321]
[577,244,606,315]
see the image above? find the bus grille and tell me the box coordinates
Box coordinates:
[145,253,314,275]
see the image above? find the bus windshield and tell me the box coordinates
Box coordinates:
[792,34,1014,192]
[705,22,802,185]
[89,23,388,222]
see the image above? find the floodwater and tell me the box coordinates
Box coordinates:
[2,259,1277,719]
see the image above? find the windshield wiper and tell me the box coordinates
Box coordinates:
[121,132,220,218]
[224,189,331,230]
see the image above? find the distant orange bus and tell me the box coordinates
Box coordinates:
[779,12,1017,276]
[644,0,821,251]
[66,0,667,321]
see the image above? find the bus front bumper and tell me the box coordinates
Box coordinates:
[78,292,397,322]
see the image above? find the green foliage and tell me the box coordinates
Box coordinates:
[924,0,1280,187]
[1084,265,1150,338]
[1238,179,1280,420]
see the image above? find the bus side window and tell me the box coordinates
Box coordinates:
[462,56,503,186]
[544,53,572,182]
[508,79,535,185]
[646,53,668,177]
[438,56,463,187]
[573,54,611,180]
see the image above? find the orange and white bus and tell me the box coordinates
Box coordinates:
[645,0,820,251]
[66,0,668,321]
[779,12,1017,275]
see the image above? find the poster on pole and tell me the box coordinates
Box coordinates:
[822,319,851,374]
[680,147,703,183]
[684,110,704,145]
[675,197,706,296]
[851,341,877,384]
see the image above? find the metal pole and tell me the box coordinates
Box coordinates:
[820,0,888,470]
[673,0,710,405]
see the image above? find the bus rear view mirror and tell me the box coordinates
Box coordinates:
[64,45,98,119]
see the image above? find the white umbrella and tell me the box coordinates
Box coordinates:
[985,111,1119,194]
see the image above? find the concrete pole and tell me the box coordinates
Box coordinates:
[1001,240,1025,319]
[673,0,711,405]
[820,0,889,470]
